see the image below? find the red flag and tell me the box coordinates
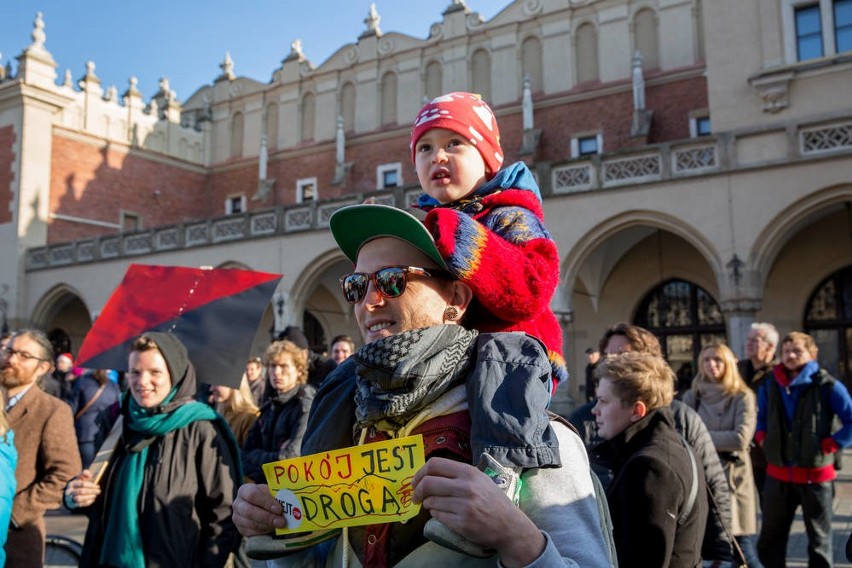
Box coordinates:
[77,264,282,388]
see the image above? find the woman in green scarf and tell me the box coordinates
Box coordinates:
[65,332,242,567]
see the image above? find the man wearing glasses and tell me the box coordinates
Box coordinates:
[2,329,81,568]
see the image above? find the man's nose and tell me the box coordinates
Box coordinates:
[363,281,385,307]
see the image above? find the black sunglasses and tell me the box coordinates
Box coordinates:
[339,266,451,304]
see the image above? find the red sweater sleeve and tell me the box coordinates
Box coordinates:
[425,206,559,323]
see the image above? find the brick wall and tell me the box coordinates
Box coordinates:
[47,74,708,237]
[0,125,15,224]
[49,135,209,243]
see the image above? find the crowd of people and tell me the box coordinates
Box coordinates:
[1,90,852,567]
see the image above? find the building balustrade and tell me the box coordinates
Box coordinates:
[25,116,852,271]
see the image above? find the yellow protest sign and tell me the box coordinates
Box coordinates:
[262,434,425,534]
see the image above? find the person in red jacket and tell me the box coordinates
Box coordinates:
[411,92,566,391]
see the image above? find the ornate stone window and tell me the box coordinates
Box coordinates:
[804,265,852,384]
[635,279,727,392]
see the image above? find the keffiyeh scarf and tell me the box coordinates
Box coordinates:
[354,325,478,432]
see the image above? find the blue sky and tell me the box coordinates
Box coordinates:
[3,1,505,102]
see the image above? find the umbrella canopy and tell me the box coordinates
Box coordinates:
[76,264,282,388]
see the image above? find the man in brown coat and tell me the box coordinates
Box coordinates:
[2,329,81,568]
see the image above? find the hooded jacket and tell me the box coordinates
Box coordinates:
[80,333,241,567]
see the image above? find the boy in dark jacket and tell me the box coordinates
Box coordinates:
[592,352,707,567]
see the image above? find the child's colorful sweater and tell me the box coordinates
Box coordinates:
[417,161,567,390]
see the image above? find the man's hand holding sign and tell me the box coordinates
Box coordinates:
[262,435,425,533]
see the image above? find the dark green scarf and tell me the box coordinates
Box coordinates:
[99,390,218,568]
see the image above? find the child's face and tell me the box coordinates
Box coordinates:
[592,377,637,440]
[414,128,489,204]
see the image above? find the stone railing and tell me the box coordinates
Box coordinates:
[26,117,852,271]
[550,117,852,195]
[551,138,721,195]
[26,187,422,270]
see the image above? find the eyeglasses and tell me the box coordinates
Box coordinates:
[339,266,451,304]
[2,348,47,362]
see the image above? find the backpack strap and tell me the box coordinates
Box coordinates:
[678,435,699,525]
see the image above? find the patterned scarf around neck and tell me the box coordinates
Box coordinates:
[354,325,478,432]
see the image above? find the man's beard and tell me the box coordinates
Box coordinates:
[0,366,32,389]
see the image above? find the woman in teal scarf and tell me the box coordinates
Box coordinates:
[65,332,241,567]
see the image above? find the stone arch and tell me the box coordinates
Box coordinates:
[574,21,599,84]
[287,247,358,346]
[560,210,723,314]
[471,48,492,102]
[265,101,279,149]
[340,82,356,133]
[520,35,543,94]
[230,111,244,158]
[751,183,852,288]
[215,260,252,270]
[632,6,660,70]
[424,60,442,100]
[380,71,398,126]
[29,283,92,354]
[300,92,316,142]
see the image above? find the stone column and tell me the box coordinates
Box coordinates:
[721,299,761,359]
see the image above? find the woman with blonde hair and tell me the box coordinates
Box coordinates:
[682,343,760,567]
[210,376,260,447]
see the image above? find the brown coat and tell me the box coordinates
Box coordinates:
[682,387,758,536]
[6,385,81,568]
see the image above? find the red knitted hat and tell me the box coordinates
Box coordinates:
[410,92,503,176]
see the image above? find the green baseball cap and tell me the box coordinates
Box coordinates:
[329,204,448,270]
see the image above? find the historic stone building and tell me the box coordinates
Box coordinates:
[1,0,851,412]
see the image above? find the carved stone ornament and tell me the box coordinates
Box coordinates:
[523,0,544,15]
[748,70,794,113]
[378,37,395,55]
[31,12,46,50]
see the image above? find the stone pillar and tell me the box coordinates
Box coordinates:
[721,299,761,359]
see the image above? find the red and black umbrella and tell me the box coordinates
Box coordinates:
[76,263,282,388]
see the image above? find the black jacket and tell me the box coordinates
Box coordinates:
[671,400,735,561]
[595,407,708,568]
[241,383,315,482]
[80,337,241,567]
